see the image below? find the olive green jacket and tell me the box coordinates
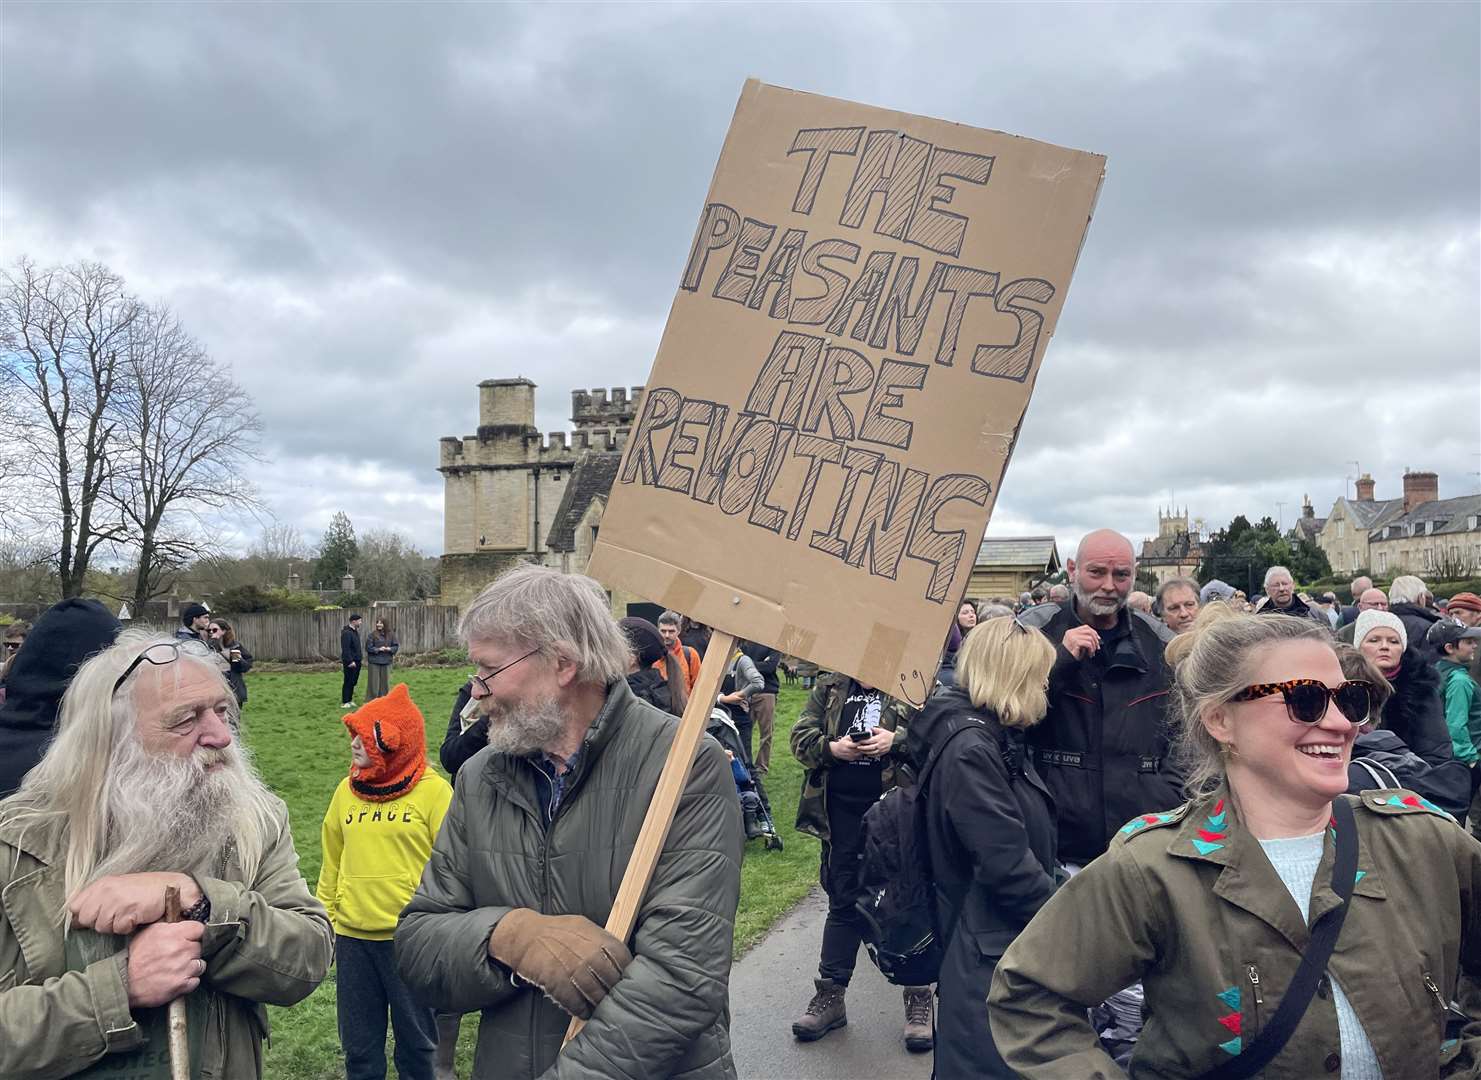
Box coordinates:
[395,678,743,1080]
[0,797,333,1079]
[790,673,912,843]
[990,785,1481,1079]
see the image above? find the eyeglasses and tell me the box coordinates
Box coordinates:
[113,640,213,695]
[2,641,20,653]
[471,648,539,696]
[1230,679,1374,726]
[208,627,223,636]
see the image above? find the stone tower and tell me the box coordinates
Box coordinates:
[437,380,642,609]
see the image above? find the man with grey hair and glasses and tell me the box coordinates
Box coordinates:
[0,630,332,1077]
[396,563,742,1079]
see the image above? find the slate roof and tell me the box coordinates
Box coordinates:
[545,451,623,553]
[975,536,1061,570]
[1343,497,1406,530]
[1295,515,1327,542]
[1370,494,1481,540]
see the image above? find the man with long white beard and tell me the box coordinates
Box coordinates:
[0,630,333,1078]
[395,563,742,1080]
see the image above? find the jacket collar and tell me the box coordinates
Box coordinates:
[484,679,633,822]
[1063,600,1150,676]
[1166,784,1383,951]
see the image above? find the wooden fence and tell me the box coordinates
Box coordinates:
[132,604,461,662]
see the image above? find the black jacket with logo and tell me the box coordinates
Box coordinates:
[1019,600,1181,865]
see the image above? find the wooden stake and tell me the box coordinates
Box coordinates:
[163,886,190,1080]
[563,630,736,1048]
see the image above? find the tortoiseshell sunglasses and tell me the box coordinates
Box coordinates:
[1229,679,1374,726]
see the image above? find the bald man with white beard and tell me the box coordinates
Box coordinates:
[0,630,332,1078]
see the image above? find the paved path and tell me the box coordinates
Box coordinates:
[729,889,934,1080]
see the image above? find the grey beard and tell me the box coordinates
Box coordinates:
[1073,580,1127,617]
[93,735,261,881]
[485,694,568,756]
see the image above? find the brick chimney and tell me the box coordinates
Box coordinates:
[1402,470,1439,513]
[1354,473,1375,501]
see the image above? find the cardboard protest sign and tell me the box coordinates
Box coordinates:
[588,80,1104,706]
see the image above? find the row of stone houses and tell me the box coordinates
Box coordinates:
[1317,471,1481,578]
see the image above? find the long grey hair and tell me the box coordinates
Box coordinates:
[4,629,281,916]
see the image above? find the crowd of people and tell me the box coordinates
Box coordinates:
[0,541,1477,1078]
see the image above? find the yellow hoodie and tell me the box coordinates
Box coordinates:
[316,770,453,940]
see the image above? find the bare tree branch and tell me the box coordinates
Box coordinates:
[110,302,266,609]
[1,258,137,598]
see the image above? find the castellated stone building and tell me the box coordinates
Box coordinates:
[438,379,643,611]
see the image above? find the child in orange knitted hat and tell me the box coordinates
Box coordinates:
[316,683,453,1080]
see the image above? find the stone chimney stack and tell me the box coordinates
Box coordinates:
[1354,473,1376,501]
[1402,470,1439,513]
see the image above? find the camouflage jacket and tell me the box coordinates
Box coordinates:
[790,672,913,842]
[989,783,1481,1078]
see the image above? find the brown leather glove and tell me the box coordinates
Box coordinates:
[487,908,633,1019]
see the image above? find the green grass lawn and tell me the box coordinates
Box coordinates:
[241,670,819,1079]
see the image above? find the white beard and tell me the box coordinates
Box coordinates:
[92,733,268,881]
[485,694,568,756]
[1073,580,1127,618]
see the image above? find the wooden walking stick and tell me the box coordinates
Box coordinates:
[563,630,736,1047]
[163,886,190,1080]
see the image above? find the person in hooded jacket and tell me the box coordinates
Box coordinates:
[318,684,453,1080]
[1337,643,1472,820]
[914,615,1059,1078]
[0,598,120,799]
[1354,610,1455,770]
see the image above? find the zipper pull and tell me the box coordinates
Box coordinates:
[1246,964,1264,1005]
[1424,971,1446,1011]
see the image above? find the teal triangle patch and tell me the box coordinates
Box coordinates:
[1217,986,1241,1011]
[1207,811,1227,829]
[1354,870,1366,884]
[1385,795,1407,807]
[1220,1037,1242,1056]
[1192,839,1225,856]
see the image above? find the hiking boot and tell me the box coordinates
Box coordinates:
[792,978,847,1041]
[742,805,764,840]
[903,986,933,1052]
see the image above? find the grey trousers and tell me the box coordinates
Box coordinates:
[367,663,391,700]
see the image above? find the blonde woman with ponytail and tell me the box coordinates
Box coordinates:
[989,604,1481,1079]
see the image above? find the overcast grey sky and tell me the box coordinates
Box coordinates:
[4,1,1478,562]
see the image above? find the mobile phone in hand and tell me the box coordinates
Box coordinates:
[849,730,871,743]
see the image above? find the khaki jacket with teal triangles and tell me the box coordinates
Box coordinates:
[989,783,1481,1078]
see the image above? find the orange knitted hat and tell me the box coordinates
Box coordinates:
[343,682,428,802]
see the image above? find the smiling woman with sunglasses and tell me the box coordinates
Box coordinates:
[989,603,1481,1079]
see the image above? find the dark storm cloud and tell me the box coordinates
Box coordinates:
[3,1,1476,556]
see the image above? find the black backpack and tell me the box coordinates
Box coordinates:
[854,720,984,986]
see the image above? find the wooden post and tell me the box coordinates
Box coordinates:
[163,886,190,1080]
[563,630,736,1047]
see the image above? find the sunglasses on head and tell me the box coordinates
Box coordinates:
[112,639,214,694]
[1230,679,1374,726]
